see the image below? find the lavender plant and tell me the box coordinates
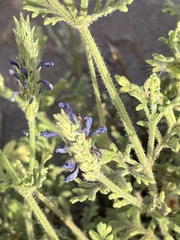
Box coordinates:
[0,0,180,239]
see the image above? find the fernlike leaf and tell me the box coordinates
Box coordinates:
[71,179,103,203]
[89,222,114,240]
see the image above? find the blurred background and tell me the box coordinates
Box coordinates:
[0,0,177,147]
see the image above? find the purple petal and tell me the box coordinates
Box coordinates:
[21,67,28,78]
[84,116,93,136]
[64,159,76,172]
[89,126,107,138]
[29,96,34,104]
[9,69,20,79]
[58,102,75,123]
[55,146,68,154]
[9,58,20,69]
[40,131,60,138]
[65,166,79,183]
[11,91,20,102]
[38,61,54,68]
[38,80,53,91]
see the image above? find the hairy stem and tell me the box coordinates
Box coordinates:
[158,221,174,240]
[97,171,142,208]
[36,191,89,240]
[0,150,20,184]
[152,211,180,234]
[84,44,110,148]
[29,120,36,175]
[24,199,35,240]
[79,26,148,168]
[80,0,89,15]
[147,120,156,164]
[25,194,59,240]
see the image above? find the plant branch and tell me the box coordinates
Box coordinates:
[79,26,149,169]
[84,43,110,149]
[35,191,89,240]
[0,150,20,184]
[25,194,59,240]
[24,199,36,240]
[97,171,142,208]
[29,119,36,175]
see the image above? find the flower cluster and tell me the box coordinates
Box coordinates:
[9,58,54,103]
[41,102,107,183]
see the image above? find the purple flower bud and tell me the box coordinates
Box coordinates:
[40,131,60,138]
[84,116,93,136]
[11,91,20,102]
[55,146,68,154]
[65,166,79,183]
[9,58,20,69]
[9,69,20,79]
[38,80,53,91]
[21,67,28,78]
[29,96,34,104]
[64,159,76,172]
[89,126,107,138]
[23,80,28,90]
[38,61,54,68]
[58,102,75,123]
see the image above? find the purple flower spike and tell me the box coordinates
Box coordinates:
[21,67,28,78]
[40,131,60,138]
[11,91,20,102]
[58,102,75,123]
[84,116,93,136]
[9,58,20,69]
[38,80,53,91]
[89,126,107,138]
[55,146,68,154]
[65,166,79,183]
[64,159,76,172]
[9,69,20,79]
[38,61,54,68]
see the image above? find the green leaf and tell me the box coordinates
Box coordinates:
[115,75,130,93]
[89,222,114,240]
[3,140,17,157]
[163,1,180,20]
[71,179,103,203]
[24,0,134,27]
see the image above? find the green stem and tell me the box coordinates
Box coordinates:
[165,109,176,129]
[49,0,74,25]
[79,26,147,168]
[153,211,180,235]
[97,171,142,208]
[158,221,174,240]
[84,44,110,149]
[94,0,103,12]
[0,150,20,184]
[36,191,89,240]
[147,120,156,164]
[80,0,89,15]
[24,199,35,240]
[153,121,180,164]
[25,194,59,240]
[29,120,36,175]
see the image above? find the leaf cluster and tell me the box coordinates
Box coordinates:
[24,0,134,27]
